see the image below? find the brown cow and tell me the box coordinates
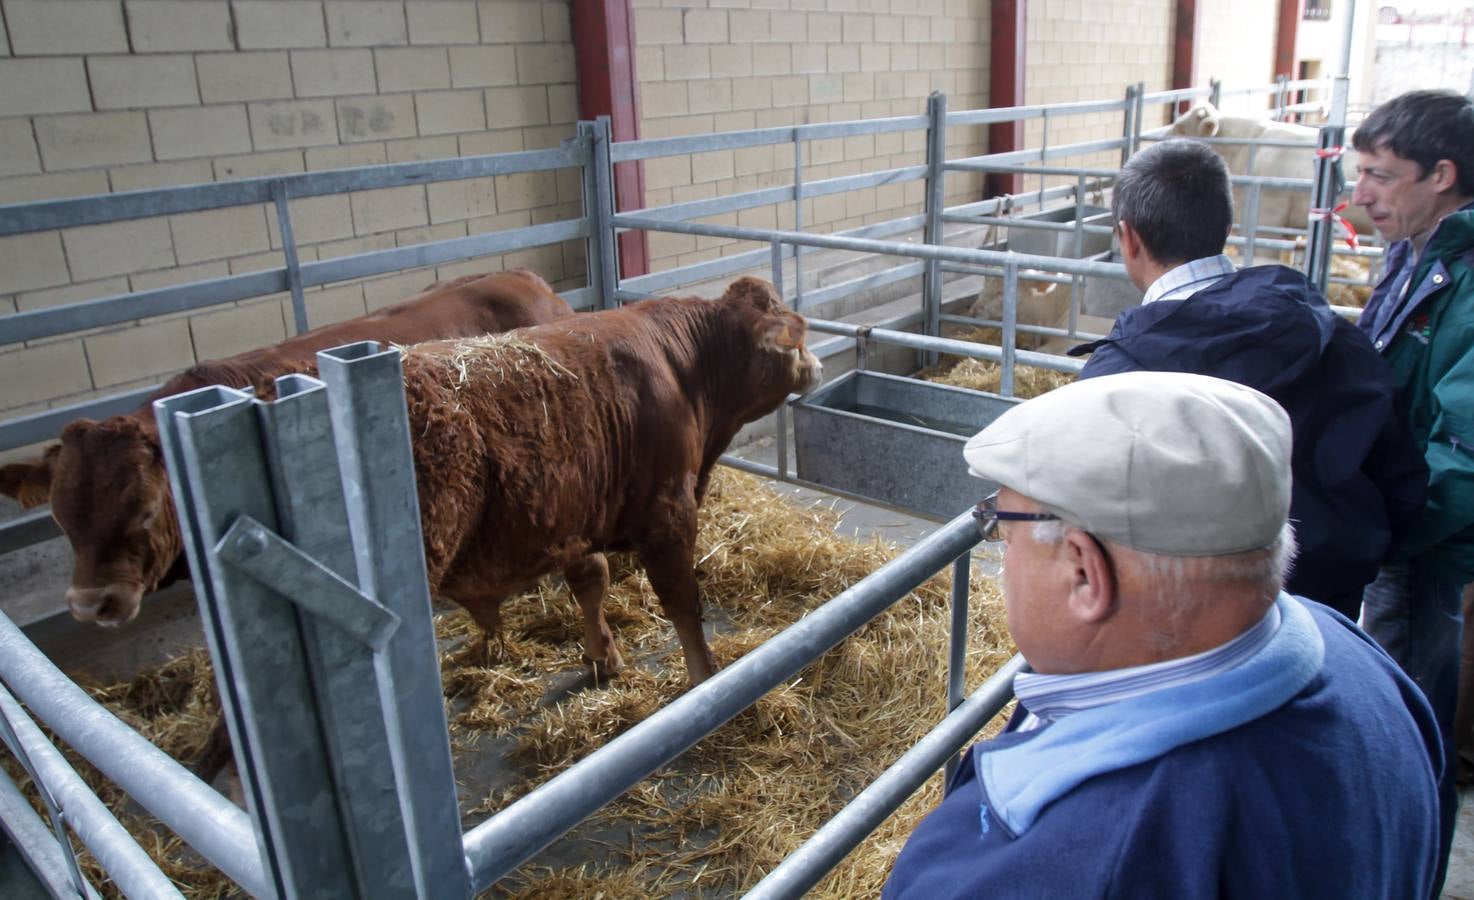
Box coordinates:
[0,270,573,627]
[403,275,821,684]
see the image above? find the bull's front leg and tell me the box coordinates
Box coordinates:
[638,539,717,687]
[565,552,623,677]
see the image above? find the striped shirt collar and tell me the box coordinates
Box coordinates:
[1013,602,1282,730]
[1140,254,1238,305]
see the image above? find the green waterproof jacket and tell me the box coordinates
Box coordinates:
[1359,205,1474,583]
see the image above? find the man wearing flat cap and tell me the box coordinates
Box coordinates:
[884,372,1439,900]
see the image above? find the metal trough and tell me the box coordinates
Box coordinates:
[1082,250,1143,317]
[1006,203,1113,259]
[791,370,1023,520]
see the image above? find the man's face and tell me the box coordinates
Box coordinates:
[995,488,1076,673]
[1352,144,1455,243]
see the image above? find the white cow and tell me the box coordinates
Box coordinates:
[1167,103,1372,243]
[968,273,1116,354]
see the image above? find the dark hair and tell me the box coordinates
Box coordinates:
[1352,90,1474,196]
[1112,139,1234,266]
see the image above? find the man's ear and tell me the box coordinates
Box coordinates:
[1116,220,1143,261]
[1063,530,1116,624]
[1432,159,1460,194]
[0,454,55,509]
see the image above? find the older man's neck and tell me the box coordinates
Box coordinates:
[1099,588,1277,670]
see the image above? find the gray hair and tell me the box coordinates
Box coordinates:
[1032,518,1298,620]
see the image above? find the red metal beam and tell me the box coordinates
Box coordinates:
[1274,0,1303,85]
[572,0,648,277]
[1173,0,1201,117]
[987,0,1027,197]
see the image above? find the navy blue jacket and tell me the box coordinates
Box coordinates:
[883,601,1441,900]
[1068,265,1427,611]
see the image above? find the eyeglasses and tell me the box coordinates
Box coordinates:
[971,491,1061,542]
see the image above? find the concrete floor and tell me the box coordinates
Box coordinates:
[1447,794,1474,899]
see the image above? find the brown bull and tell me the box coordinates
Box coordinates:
[0,270,573,627]
[404,275,821,684]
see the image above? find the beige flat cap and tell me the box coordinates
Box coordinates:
[962,371,1292,556]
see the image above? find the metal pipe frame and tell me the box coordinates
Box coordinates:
[745,654,1028,899]
[0,147,584,237]
[462,513,986,891]
[0,612,269,896]
[0,766,103,900]
[0,685,184,899]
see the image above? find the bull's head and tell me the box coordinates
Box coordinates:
[0,417,182,626]
[1170,103,1221,138]
[721,276,823,420]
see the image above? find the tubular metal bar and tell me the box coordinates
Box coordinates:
[799,262,926,314]
[463,513,985,891]
[0,766,102,900]
[943,552,971,784]
[771,241,789,480]
[0,612,268,896]
[793,135,805,308]
[1140,86,1213,105]
[0,686,185,900]
[628,166,927,228]
[273,180,310,335]
[610,115,928,163]
[611,214,1130,281]
[299,218,587,290]
[944,182,1079,218]
[0,510,61,556]
[1243,182,1262,264]
[1120,84,1138,167]
[1001,262,1019,396]
[744,653,1028,900]
[953,161,1323,192]
[0,384,158,452]
[593,117,620,309]
[945,137,1129,171]
[945,97,1129,127]
[939,313,1108,344]
[0,147,584,237]
[617,214,926,297]
[1,217,585,348]
[923,93,947,367]
[0,684,89,898]
[804,319,1086,375]
[0,268,286,347]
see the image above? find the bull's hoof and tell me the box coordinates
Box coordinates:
[584,648,625,680]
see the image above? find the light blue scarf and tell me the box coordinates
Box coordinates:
[977,593,1325,835]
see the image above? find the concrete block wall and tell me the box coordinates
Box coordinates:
[0,0,581,425]
[1195,0,1278,114]
[631,0,992,274]
[1020,0,1172,197]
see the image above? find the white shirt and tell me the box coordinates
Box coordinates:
[1013,602,1282,732]
[1140,254,1239,305]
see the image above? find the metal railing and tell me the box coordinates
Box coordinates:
[1,74,1365,897]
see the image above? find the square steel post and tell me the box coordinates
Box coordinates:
[591,116,621,308]
[922,92,948,368]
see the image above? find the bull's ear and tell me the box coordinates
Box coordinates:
[1205,118,1220,138]
[724,276,782,313]
[758,317,803,351]
[0,454,55,508]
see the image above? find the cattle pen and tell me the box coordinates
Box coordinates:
[1,73,1380,897]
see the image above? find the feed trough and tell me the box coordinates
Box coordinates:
[792,370,1023,520]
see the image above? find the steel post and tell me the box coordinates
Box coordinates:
[272,180,309,334]
[944,552,971,784]
[1001,259,1019,397]
[592,116,621,308]
[922,92,948,368]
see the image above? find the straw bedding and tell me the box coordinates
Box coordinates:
[4,469,1015,898]
[916,326,1077,399]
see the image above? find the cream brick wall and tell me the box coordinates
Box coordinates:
[0,0,580,418]
[633,0,991,273]
[1023,0,1173,190]
[1195,0,1279,113]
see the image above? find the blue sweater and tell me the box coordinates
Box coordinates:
[884,598,1440,900]
[1068,265,1427,611]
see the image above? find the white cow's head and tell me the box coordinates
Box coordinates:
[1170,103,1221,139]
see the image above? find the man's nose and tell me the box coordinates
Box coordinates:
[1350,176,1372,206]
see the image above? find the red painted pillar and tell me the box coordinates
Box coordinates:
[572,0,648,277]
[987,0,1027,197]
[1274,0,1303,85]
[1172,0,1201,117]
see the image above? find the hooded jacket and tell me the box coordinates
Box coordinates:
[1359,206,1474,582]
[1067,265,1427,607]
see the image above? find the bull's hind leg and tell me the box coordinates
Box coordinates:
[565,553,623,677]
[638,542,718,687]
